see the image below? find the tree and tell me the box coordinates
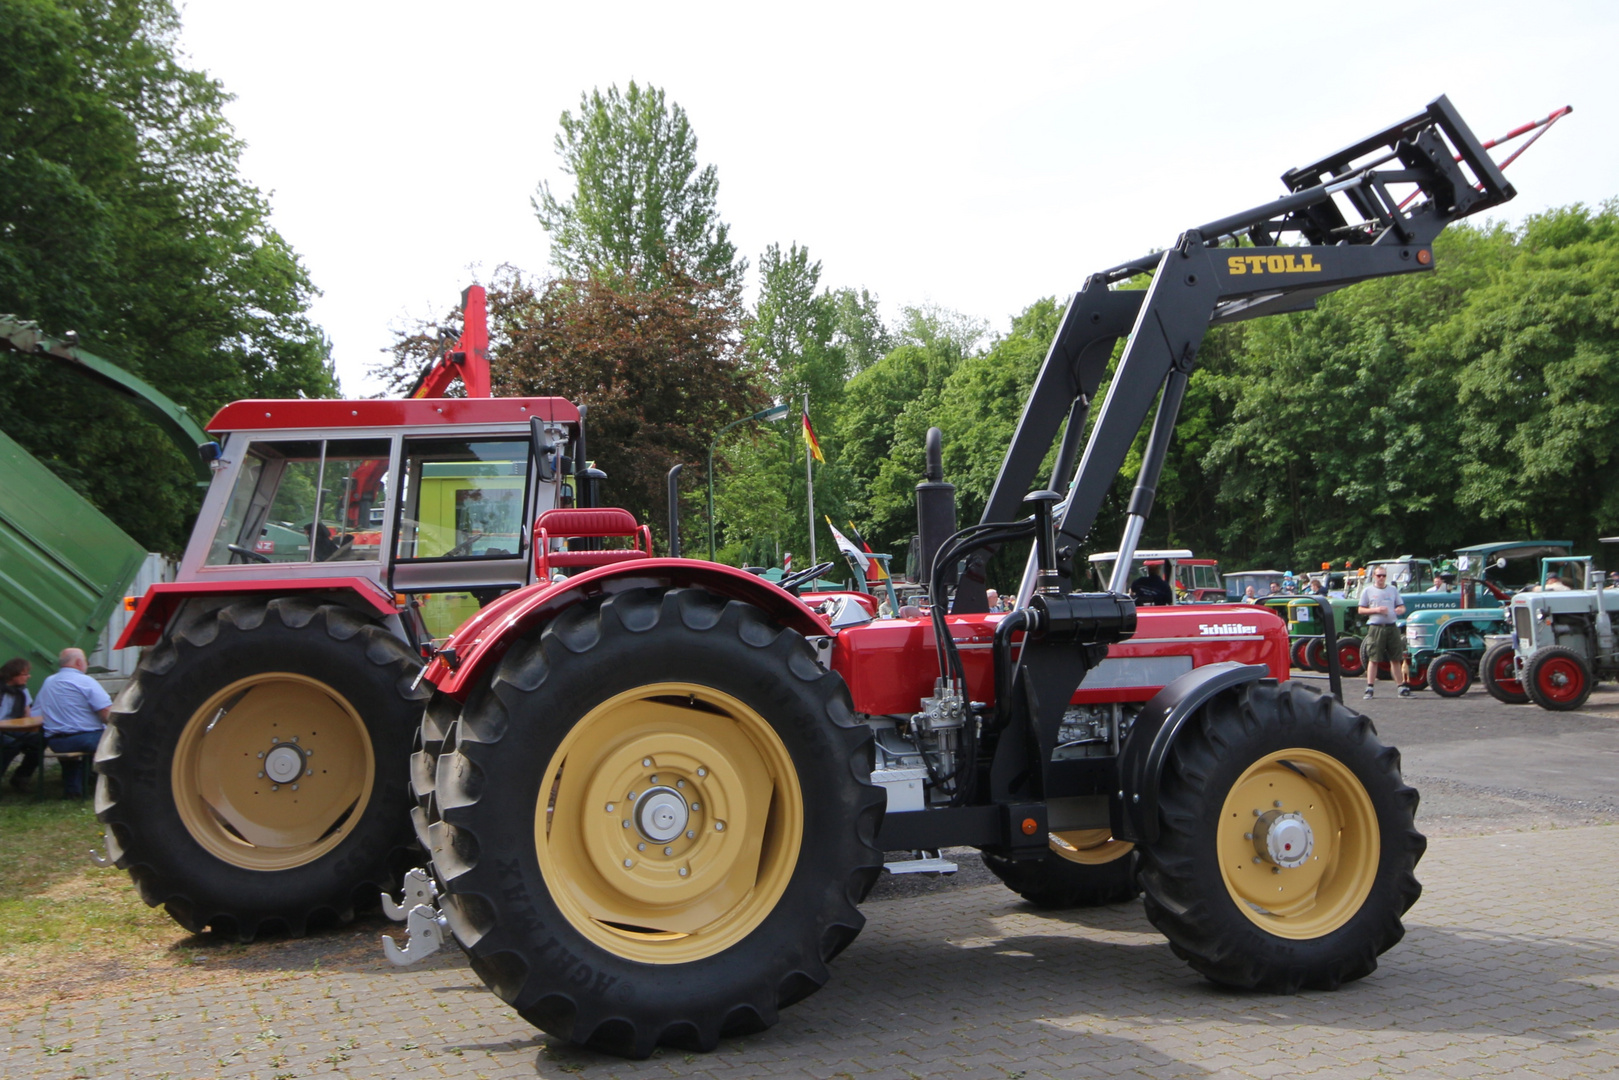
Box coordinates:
[0,0,334,551]
[534,82,742,291]
[489,266,766,546]
[715,243,849,565]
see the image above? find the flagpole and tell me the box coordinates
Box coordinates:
[804,393,817,564]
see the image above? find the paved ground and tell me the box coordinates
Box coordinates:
[5,683,1618,1079]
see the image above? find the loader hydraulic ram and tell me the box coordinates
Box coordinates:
[391,96,1553,1058]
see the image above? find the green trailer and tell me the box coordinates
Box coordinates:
[0,429,147,694]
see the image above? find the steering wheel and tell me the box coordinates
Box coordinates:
[227,543,272,564]
[445,531,485,558]
[779,561,836,596]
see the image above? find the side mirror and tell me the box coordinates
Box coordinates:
[529,418,555,481]
[1496,557,1508,570]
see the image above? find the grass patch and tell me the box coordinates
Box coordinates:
[0,790,192,1003]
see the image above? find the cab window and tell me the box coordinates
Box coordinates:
[395,439,529,561]
[206,438,390,565]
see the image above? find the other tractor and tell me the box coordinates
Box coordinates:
[97,288,617,938]
[1506,548,1618,711]
[379,97,1540,1058]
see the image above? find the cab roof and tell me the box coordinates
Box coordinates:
[207,397,580,434]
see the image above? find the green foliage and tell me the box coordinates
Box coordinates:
[0,0,334,552]
[534,82,742,292]
[489,266,764,548]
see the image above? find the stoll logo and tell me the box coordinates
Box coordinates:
[1199,622,1258,636]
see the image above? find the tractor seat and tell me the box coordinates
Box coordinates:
[534,507,654,579]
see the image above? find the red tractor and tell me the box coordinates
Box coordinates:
[376,97,1536,1058]
[99,287,626,937]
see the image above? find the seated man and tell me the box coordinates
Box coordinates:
[1130,563,1175,606]
[37,648,111,799]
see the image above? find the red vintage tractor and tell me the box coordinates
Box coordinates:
[373,98,1549,1058]
[98,287,627,937]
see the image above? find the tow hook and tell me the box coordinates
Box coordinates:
[89,830,114,868]
[381,867,450,966]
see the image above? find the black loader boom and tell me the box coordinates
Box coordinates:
[953,95,1531,612]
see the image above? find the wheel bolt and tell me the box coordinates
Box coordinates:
[1273,800,1283,808]
[679,867,689,877]
[697,767,707,777]
[1252,808,1261,817]
[663,846,673,856]
[257,752,265,759]
[715,821,726,832]
[623,859,633,868]
[271,737,279,744]
[272,785,279,792]
[1244,832,1254,841]
[291,784,299,791]
[257,771,265,779]
[686,830,695,839]
[676,779,685,788]
[305,769,313,777]
[291,736,299,743]
[637,843,646,852]
[622,820,630,829]
[628,791,637,800]
[606,803,616,813]
[650,774,658,783]
[691,802,701,811]
[642,758,652,767]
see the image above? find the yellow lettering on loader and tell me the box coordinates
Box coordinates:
[1228,255,1246,274]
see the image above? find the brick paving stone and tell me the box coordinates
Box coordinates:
[5,824,1619,1078]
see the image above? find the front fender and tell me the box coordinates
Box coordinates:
[425,559,832,698]
[1112,661,1269,844]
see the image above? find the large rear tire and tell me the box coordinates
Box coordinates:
[1138,680,1424,992]
[1525,646,1593,712]
[980,830,1139,908]
[415,587,884,1059]
[95,598,426,939]
[1481,642,1528,704]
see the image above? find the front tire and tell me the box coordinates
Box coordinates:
[1428,653,1472,698]
[95,598,426,939]
[1139,680,1424,992]
[1481,642,1528,704]
[1525,646,1592,711]
[415,587,884,1058]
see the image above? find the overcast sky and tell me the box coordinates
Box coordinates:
[176,0,1616,396]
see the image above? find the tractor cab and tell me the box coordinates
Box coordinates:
[1087,549,1221,603]
[1454,540,1573,591]
[172,397,582,642]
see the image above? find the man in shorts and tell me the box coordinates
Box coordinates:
[1357,567,1409,698]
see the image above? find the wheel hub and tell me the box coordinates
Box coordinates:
[1252,809,1314,869]
[634,786,690,843]
[263,741,307,786]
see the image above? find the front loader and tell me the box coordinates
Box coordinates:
[384,96,1550,1058]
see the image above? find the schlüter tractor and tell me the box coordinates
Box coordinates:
[367,97,1545,1057]
[1505,547,1619,711]
[98,288,618,938]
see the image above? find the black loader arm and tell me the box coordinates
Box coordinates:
[953,95,1516,612]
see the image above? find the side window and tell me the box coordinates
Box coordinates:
[205,438,391,565]
[395,439,529,561]
[313,440,391,562]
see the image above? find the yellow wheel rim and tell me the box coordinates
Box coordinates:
[1049,828,1133,865]
[535,682,803,965]
[172,673,374,871]
[1216,748,1378,939]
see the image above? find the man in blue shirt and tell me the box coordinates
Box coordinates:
[37,648,112,798]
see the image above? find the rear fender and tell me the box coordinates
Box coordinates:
[1112,661,1269,843]
[425,558,831,698]
[116,577,397,648]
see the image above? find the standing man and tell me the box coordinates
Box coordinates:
[37,647,111,798]
[1357,568,1409,699]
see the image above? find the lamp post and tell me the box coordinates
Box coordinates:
[708,402,791,561]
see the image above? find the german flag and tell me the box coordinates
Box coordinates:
[802,406,825,463]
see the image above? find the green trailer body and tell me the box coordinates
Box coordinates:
[0,429,147,693]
